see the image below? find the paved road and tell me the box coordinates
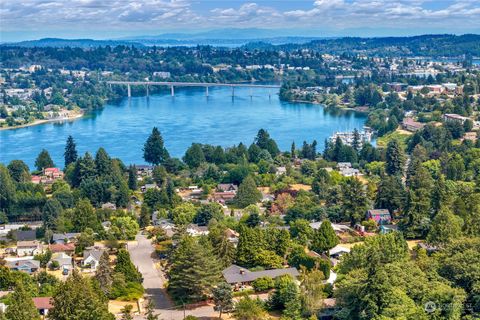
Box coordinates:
[128,233,218,320]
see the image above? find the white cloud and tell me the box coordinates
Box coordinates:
[210,2,281,25]
[0,0,479,36]
[283,0,480,28]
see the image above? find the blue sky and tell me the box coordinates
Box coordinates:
[1,0,480,42]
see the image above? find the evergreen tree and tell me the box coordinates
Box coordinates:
[312,168,332,199]
[269,275,300,312]
[235,175,262,208]
[312,220,339,253]
[78,152,96,183]
[64,135,78,167]
[168,236,222,302]
[385,139,405,176]
[352,128,361,151]
[401,166,434,238]
[431,174,451,214]
[48,271,114,320]
[0,164,17,215]
[127,165,137,190]
[143,127,169,165]
[139,204,151,228]
[247,143,262,163]
[375,175,406,214]
[254,129,279,157]
[235,226,266,267]
[245,212,261,228]
[255,129,271,150]
[95,251,113,296]
[114,249,142,283]
[340,177,368,226]
[120,305,133,320]
[208,224,236,268]
[35,149,54,171]
[42,198,63,230]
[145,299,159,320]
[291,141,296,158]
[95,147,112,176]
[213,283,234,318]
[4,283,40,320]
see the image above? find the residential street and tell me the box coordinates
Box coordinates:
[128,233,218,320]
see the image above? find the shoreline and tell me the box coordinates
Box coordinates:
[286,98,370,113]
[0,111,85,131]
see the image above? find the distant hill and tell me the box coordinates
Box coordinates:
[3,34,479,57]
[273,34,480,56]
[3,38,145,48]
[118,28,324,41]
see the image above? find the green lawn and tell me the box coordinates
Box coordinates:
[376,129,412,149]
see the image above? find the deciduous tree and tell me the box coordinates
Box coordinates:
[5,283,40,320]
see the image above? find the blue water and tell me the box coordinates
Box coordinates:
[0,86,367,169]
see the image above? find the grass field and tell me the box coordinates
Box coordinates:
[376,129,412,149]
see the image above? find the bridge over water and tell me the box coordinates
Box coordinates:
[106,81,281,97]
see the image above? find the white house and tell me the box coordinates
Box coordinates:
[16,241,42,256]
[50,252,73,271]
[186,224,209,237]
[82,248,104,270]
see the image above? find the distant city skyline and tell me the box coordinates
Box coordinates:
[1,0,480,42]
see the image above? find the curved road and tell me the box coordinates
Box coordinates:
[128,233,217,320]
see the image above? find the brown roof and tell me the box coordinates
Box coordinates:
[323,298,337,308]
[307,250,322,258]
[17,240,40,248]
[402,117,424,130]
[48,242,75,253]
[32,297,53,310]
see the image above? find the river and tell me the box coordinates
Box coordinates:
[0,86,367,169]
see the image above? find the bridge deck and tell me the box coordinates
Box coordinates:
[106,81,281,88]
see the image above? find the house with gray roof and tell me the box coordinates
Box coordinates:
[51,233,80,244]
[12,230,36,241]
[82,248,105,270]
[50,252,73,271]
[6,259,40,274]
[222,265,299,286]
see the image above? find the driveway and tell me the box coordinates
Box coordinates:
[128,233,218,320]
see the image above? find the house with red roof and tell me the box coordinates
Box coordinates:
[32,297,53,317]
[48,242,75,254]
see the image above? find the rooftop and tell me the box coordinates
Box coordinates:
[32,297,53,310]
[223,264,299,284]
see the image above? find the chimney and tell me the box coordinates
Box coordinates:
[240,269,245,275]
